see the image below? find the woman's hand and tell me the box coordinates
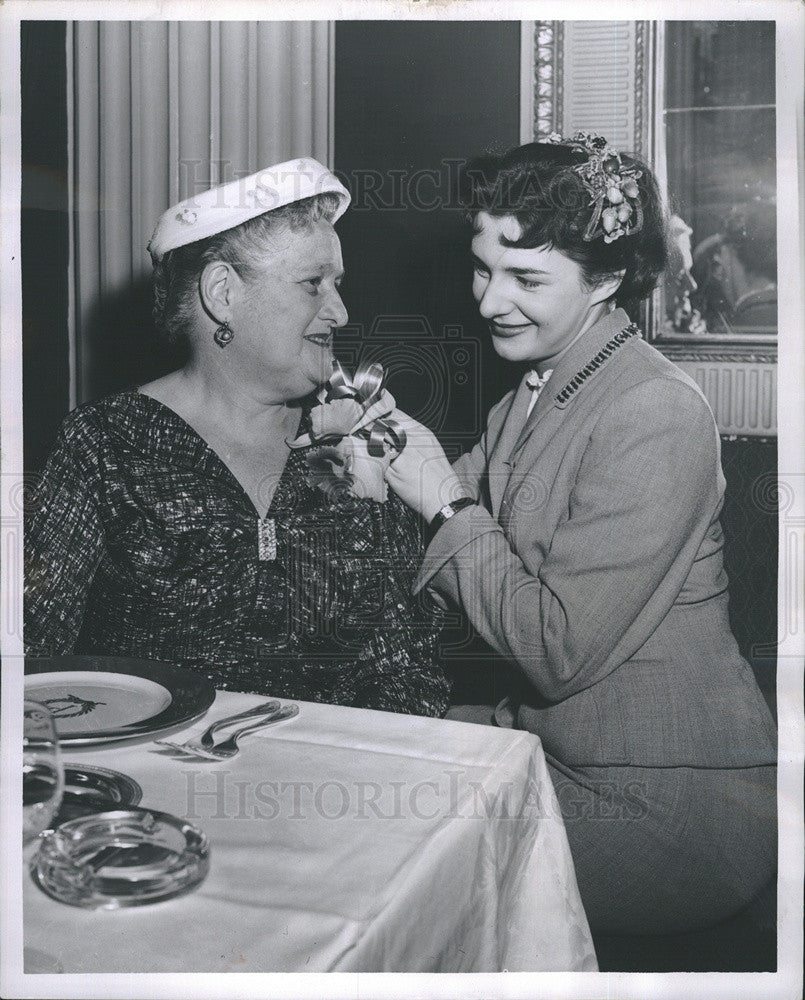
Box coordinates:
[384,409,470,522]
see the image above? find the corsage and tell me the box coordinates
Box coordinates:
[288,361,406,502]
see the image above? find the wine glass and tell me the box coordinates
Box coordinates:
[23,700,64,846]
[23,699,64,974]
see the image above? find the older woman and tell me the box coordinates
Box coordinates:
[24,159,449,716]
[384,136,777,933]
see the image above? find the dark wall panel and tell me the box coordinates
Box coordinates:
[21,21,69,472]
[334,21,522,450]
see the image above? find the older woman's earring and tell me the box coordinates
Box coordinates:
[214,322,234,348]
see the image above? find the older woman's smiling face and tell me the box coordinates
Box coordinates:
[228,218,347,401]
[470,212,615,369]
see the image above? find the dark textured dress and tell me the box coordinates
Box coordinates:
[24,391,450,716]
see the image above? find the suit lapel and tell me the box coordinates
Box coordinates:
[510,369,560,457]
[478,308,638,520]
[507,308,636,464]
[485,376,532,516]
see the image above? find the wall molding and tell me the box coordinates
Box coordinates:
[673,360,777,437]
[560,21,639,153]
[524,21,565,141]
[656,343,778,365]
[525,21,654,160]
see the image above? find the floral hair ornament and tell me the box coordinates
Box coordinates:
[546,130,643,244]
[288,360,407,502]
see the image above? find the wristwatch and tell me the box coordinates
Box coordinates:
[429,496,476,535]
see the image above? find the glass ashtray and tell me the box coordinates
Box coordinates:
[31,808,210,909]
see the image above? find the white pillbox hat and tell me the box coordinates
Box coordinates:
[148,157,351,261]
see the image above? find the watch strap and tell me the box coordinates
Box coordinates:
[428,497,476,537]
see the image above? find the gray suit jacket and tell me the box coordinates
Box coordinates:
[414,308,776,768]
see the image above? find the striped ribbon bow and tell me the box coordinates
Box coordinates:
[289,360,406,458]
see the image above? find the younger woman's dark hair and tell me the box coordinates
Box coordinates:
[151,192,341,345]
[460,141,669,307]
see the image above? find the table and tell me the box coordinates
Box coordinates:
[24,692,597,973]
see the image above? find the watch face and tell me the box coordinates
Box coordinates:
[431,497,474,531]
[441,499,473,520]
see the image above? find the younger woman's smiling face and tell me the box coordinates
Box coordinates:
[470,212,618,369]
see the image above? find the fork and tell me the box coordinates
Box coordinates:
[169,704,299,760]
[154,699,280,754]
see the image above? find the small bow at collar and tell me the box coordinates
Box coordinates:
[524,368,554,416]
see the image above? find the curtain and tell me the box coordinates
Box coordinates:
[69,20,333,403]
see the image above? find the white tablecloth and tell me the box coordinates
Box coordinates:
[24,692,597,973]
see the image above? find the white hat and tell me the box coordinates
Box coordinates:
[148,157,351,261]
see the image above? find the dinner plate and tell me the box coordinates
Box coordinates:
[55,764,143,824]
[25,657,215,746]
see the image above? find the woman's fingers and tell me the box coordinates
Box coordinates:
[383,409,466,521]
[386,407,424,434]
[388,409,446,462]
[388,409,442,449]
